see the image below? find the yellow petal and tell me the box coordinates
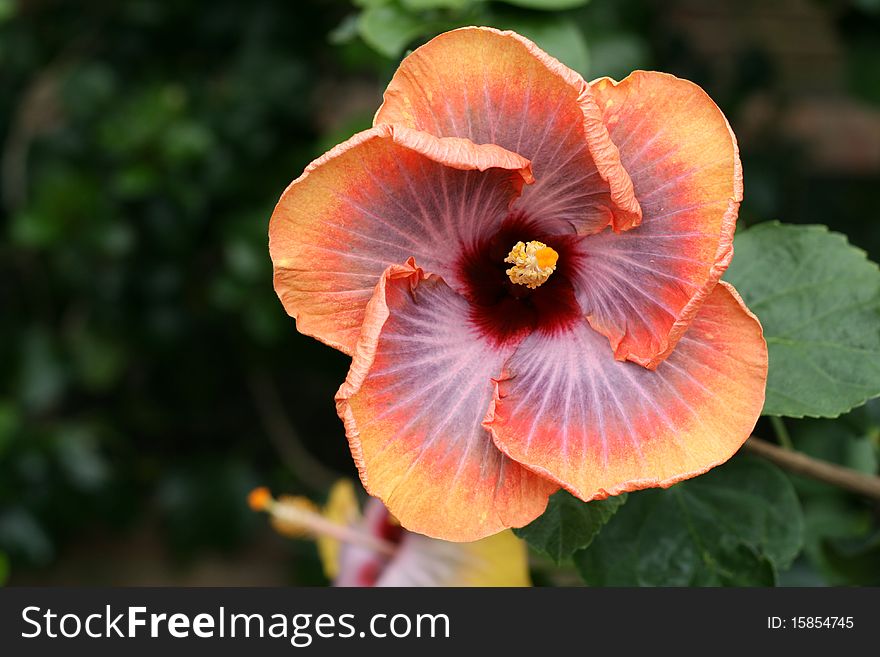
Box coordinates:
[318,479,361,580]
[454,530,531,587]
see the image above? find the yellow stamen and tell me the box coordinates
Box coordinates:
[505,240,559,289]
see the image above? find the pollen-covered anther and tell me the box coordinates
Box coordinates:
[504,240,559,289]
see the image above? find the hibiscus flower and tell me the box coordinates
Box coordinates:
[248,482,530,586]
[269,27,768,542]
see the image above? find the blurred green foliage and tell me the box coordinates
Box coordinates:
[1,0,359,578]
[335,0,638,76]
[1,0,879,585]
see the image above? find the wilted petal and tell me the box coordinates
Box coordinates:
[375,26,640,235]
[270,124,532,355]
[574,72,743,368]
[486,282,767,501]
[336,261,556,542]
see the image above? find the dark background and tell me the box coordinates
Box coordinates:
[1,0,878,585]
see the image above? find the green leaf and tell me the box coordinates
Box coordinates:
[494,0,591,10]
[0,401,19,458]
[574,457,804,586]
[0,0,15,25]
[0,509,54,565]
[328,14,361,45]
[400,0,474,9]
[490,14,589,74]
[785,412,878,584]
[0,552,8,586]
[19,328,67,413]
[354,0,393,7]
[583,34,648,80]
[513,491,626,564]
[821,530,880,585]
[790,412,879,485]
[725,222,880,418]
[357,5,426,58]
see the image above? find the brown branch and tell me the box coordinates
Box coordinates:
[743,437,880,501]
[2,30,99,213]
[246,368,340,493]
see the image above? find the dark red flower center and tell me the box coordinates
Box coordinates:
[457,211,584,348]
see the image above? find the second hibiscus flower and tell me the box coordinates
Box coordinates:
[269,27,768,542]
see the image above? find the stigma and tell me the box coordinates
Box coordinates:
[247,486,396,557]
[504,240,559,289]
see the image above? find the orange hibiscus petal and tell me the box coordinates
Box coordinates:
[374,26,640,235]
[336,260,557,542]
[269,124,533,355]
[575,71,743,368]
[486,282,767,501]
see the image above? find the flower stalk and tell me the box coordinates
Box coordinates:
[249,488,397,557]
[743,437,880,501]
